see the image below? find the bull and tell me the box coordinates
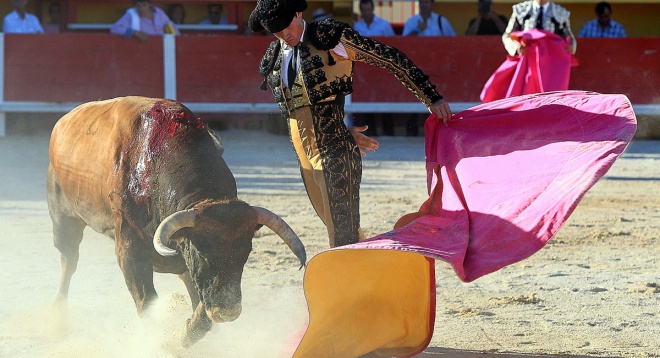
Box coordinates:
[46,96,306,346]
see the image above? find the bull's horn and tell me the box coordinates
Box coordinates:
[153,209,197,256]
[253,207,307,268]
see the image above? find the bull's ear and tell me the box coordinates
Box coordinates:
[254,224,264,232]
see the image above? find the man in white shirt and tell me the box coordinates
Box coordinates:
[354,0,395,37]
[110,0,180,43]
[3,0,44,34]
[403,0,456,36]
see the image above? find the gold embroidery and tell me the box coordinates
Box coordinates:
[339,29,441,107]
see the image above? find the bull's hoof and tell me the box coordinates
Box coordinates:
[179,317,213,348]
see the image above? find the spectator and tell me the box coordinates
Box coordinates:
[166,3,186,25]
[110,0,180,43]
[311,8,332,22]
[503,0,576,56]
[465,0,508,35]
[43,2,61,34]
[3,0,44,34]
[198,3,229,25]
[578,1,626,38]
[354,0,395,36]
[402,0,456,36]
[353,0,395,136]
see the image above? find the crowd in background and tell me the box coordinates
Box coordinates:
[2,0,629,39]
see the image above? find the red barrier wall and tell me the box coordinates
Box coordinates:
[3,34,659,105]
[4,34,164,102]
[570,38,660,104]
[176,36,274,103]
[351,36,660,104]
[351,36,508,103]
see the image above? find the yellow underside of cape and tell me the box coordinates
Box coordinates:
[294,250,434,358]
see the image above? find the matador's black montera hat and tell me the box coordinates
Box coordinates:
[248,0,307,33]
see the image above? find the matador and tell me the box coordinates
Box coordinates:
[249,0,452,247]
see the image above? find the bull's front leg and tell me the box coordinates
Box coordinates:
[180,301,213,347]
[178,271,201,310]
[115,231,158,315]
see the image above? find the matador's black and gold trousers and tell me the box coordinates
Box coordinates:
[287,101,366,247]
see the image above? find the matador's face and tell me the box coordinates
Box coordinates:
[274,12,305,47]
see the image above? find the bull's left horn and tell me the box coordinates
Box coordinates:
[253,207,307,268]
[153,209,197,256]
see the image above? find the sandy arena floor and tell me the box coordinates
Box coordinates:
[0,129,658,357]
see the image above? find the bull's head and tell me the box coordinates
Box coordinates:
[152,200,306,323]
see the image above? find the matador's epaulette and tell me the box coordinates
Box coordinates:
[307,19,349,51]
[512,1,533,22]
[549,4,570,24]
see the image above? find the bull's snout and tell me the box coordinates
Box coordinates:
[207,305,242,323]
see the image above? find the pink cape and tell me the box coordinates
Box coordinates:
[291,91,636,357]
[480,29,577,103]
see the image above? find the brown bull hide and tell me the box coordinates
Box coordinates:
[46,96,305,347]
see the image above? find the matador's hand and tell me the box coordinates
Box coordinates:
[428,99,452,126]
[349,126,379,157]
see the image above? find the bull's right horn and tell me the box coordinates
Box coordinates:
[253,207,307,268]
[153,209,198,256]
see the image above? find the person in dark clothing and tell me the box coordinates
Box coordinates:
[466,0,508,35]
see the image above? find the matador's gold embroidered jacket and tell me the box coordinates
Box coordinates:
[258,19,443,118]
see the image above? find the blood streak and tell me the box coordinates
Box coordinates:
[128,101,206,203]
[146,101,205,154]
